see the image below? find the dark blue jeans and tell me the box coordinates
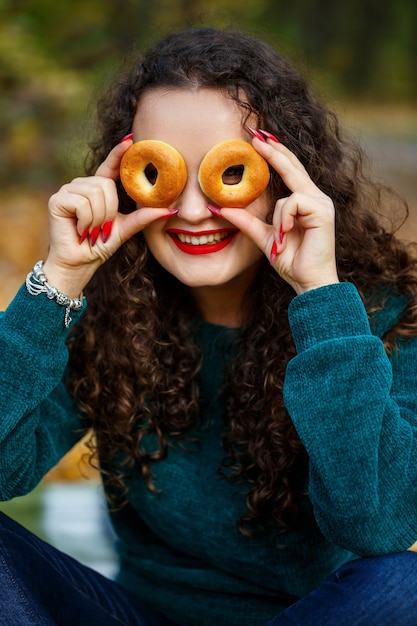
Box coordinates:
[0,512,174,626]
[1,511,417,625]
[267,551,417,625]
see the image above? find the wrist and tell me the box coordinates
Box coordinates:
[26,260,86,328]
[42,258,97,298]
[295,277,340,295]
[292,267,340,295]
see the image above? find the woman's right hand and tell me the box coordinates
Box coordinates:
[43,137,173,298]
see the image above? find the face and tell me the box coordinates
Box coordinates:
[132,88,270,297]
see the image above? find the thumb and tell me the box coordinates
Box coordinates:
[219,207,274,258]
[117,207,178,244]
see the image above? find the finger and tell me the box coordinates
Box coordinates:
[251,138,322,196]
[58,179,118,237]
[279,192,335,235]
[49,188,93,237]
[95,136,133,180]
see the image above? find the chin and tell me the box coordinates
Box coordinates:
[176,274,228,288]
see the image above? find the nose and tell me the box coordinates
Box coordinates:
[174,175,212,223]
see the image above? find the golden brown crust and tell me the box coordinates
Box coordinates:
[120,140,187,207]
[198,140,270,207]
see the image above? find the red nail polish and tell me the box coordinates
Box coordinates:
[207,204,223,217]
[158,208,179,219]
[279,224,284,244]
[80,227,89,243]
[90,225,101,246]
[246,127,267,142]
[120,132,134,142]
[259,129,280,143]
[101,220,113,243]
[269,240,278,265]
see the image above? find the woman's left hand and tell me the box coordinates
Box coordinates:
[220,137,339,294]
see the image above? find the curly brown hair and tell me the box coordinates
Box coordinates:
[67,27,417,536]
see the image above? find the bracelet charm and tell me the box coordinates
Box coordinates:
[25,260,84,328]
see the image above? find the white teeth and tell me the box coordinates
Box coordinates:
[177,232,229,245]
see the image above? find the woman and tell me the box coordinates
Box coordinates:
[1,26,417,626]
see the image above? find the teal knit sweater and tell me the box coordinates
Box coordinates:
[1,282,417,626]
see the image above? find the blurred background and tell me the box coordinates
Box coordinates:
[0,0,416,576]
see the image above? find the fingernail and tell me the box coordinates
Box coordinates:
[207,204,223,217]
[101,220,113,243]
[158,208,179,219]
[90,225,101,246]
[259,129,280,143]
[80,227,89,243]
[120,132,134,142]
[246,127,267,142]
[269,240,278,265]
[279,224,284,244]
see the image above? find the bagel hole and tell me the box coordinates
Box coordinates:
[222,165,244,185]
[144,163,158,186]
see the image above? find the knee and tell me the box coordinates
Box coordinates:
[338,551,417,583]
[0,511,38,560]
[273,553,417,625]
[336,552,417,612]
[0,510,17,528]
[0,511,26,538]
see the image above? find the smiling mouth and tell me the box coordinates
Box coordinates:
[167,229,238,255]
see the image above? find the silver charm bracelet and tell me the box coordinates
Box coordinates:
[26,260,84,328]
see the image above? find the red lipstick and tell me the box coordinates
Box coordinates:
[167,228,238,255]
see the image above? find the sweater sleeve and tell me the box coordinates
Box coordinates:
[284,281,417,556]
[0,284,86,500]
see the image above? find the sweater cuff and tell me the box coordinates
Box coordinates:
[288,282,372,353]
[5,283,87,348]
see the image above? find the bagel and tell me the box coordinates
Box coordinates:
[198,140,270,207]
[120,140,187,207]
